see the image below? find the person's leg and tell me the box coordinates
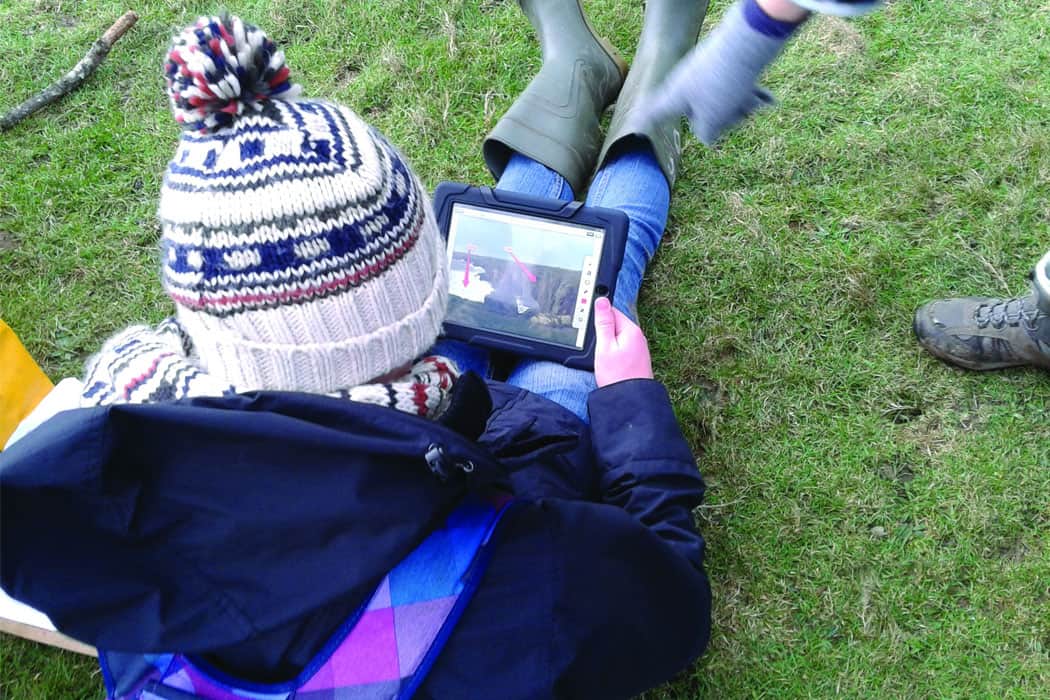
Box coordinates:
[483,0,626,197]
[596,0,709,187]
[586,140,671,318]
[505,143,671,421]
[495,152,576,202]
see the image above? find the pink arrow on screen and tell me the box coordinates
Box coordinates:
[503,246,537,283]
[463,244,476,287]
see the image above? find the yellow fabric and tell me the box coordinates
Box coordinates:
[0,320,53,448]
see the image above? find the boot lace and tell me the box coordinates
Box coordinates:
[974,296,1041,330]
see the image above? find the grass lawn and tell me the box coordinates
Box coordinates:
[1,0,1047,697]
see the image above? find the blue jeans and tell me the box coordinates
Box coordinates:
[433,147,670,422]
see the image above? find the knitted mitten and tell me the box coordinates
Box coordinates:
[641,0,807,145]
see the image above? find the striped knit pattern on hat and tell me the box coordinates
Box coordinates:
[158,15,447,393]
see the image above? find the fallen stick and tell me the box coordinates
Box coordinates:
[0,11,138,131]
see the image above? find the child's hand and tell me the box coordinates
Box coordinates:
[593,297,654,388]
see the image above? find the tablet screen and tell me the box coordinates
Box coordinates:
[445,203,606,350]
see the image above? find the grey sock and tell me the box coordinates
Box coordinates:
[1034,250,1050,315]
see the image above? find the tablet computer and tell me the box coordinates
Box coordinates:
[433,183,629,370]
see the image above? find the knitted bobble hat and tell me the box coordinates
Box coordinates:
[159,15,448,393]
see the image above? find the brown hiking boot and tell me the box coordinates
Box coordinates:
[913,289,1050,370]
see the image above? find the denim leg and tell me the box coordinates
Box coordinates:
[505,147,670,422]
[585,145,671,319]
[495,152,576,201]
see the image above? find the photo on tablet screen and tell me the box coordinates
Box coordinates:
[446,203,605,350]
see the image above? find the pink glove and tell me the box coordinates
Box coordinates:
[593,297,654,388]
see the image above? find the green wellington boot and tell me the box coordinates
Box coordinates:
[597,0,710,187]
[483,0,627,197]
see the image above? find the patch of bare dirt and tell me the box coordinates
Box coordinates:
[810,16,866,59]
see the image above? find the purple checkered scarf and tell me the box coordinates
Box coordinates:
[102,494,513,700]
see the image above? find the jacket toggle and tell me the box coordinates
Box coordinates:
[425,443,476,483]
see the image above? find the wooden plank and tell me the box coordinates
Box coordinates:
[0,619,96,656]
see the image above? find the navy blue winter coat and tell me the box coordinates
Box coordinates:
[0,376,710,699]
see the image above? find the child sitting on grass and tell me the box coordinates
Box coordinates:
[1,12,710,699]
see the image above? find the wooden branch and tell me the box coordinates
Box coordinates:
[0,11,138,131]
